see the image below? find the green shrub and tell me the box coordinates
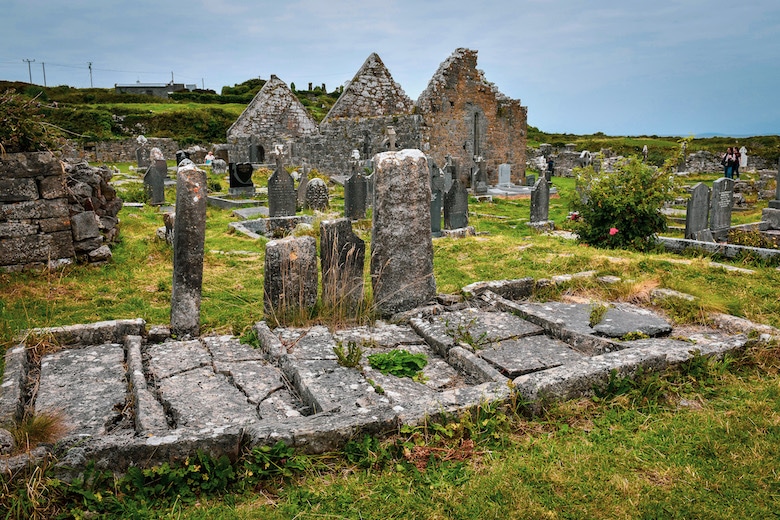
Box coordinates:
[568,155,680,251]
[367,350,427,379]
[0,89,63,152]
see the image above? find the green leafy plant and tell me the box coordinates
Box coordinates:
[367,349,427,379]
[568,155,680,250]
[240,441,307,482]
[333,340,364,368]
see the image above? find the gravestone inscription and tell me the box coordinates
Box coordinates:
[709,177,734,241]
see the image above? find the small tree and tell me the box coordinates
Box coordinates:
[568,155,680,251]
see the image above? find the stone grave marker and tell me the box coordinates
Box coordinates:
[709,177,734,241]
[371,150,436,316]
[296,162,309,208]
[444,176,469,230]
[175,150,190,166]
[212,159,228,175]
[473,158,488,194]
[770,161,780,209]
[263,235,318,322]
[443,155,455,194]
[136,146,150,169]
[430,158,444,236]
[344,171,368,220]
[320,218,365,312]
[498,163,512,186]
[228,162,255,196]
[526,174,537,186]
[170,160,207,338]
[684,182,710,240]
[305,178,329,210]
[143,159,167,206]
[529,176,550,224]
[267,156,296,218]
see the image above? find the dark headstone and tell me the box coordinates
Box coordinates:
[685,182,710,240]
[267,166,297,217]
[263,236,318,323]
[526,174,537,186]
[320,218,365,312]
[143,159,167,206]
[444,177,469,230]
[430,158,444,236]
[305,178,329,210]
[344,172,368,220]
[473,159,488,194]
[529,177,550,223]
[296,163,309,208]
[170,161,207,338]
[371,150,436,316]
[175,150,190,167]
[229,162,255,196]
[709,177,734,241]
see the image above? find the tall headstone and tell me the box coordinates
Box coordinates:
[430,158,444,236]
[473,158,488,194]
[709,177,734,241]
[498,163,512,186]
[305,178,329,210]
[296,161,309,208]
[267,153,296,217]
[263,236,318,324]
[135,135,150,168]
[320,218,365,312]
[444,176,469,230]
[344,171,368,220]
[228,162,255,196]
[143,158,167,206]
[684,182,711,240]
[170,160,207,338]
[371,150,436,316]
[442,155,455,194]
[529,176,550,224]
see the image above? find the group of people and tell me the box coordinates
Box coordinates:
[721,146,744,179]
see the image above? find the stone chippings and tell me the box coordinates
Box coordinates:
[1,294,763,474]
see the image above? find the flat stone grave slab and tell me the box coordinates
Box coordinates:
[478,335,585,378]
[412,308,544,355]
[233,206,269,220]
[147,339,212,380]
[332,322,423,347]
[36,343,126,438]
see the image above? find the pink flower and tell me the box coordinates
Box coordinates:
[609,227,619,236]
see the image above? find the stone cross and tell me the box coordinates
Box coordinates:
[371,149,436,316]
[170,160,207,338]
[684,182,711,240]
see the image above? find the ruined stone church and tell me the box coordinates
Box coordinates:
[227,48,527,184]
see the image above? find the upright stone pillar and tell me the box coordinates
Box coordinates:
[685,182,711,240]
[320,219,365,312]
[529,176,551,224]
[430,158,444,237]
[371,150,436,316]
[344,171,368,220]
[264,236,318,324]
[170,160,207,337]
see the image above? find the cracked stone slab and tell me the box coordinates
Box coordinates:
[0,344,27,423]
[215,360,287,405]
[203,335,266,363]
[126,336,168,436]
[156,367,260,430]
[361,343,463,392]
[257,389,303,421]
[478,335,585,378]
[276,326,338,361]
[332,322,423,347]
[36,343,127,438]
[592,303,672,338]
[411,308,543,356]
[147,340,212,380]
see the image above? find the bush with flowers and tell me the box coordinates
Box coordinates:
[566,155,681,251]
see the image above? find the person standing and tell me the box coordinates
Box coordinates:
[732,146,741,179]
[722,147,735,179]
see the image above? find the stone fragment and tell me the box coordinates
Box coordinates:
[263,236,318,322]
[320,218,365,312]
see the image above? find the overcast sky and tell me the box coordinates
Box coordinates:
[2,0,778,136]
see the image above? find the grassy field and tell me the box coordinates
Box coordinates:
[1,165,779,518]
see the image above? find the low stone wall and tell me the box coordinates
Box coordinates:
[62,138,219,164]
[0,152,121,271]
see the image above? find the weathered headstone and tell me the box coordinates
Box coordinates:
[526,174,537,187]
[212,158,228,175]
[371,150,436,316]
[263,235,318,323]
[305,178,329,210]
[684,182,710,240]
[320,218,365,312]
[344,171,368,220]
[443,155,455,194]
[498,163,512,186]
[529,176,550,224]
[770,160,780,210]
[229,162,255,196]
[444,176,469,230]
[430,158,444,236]
[709,177,734,241]
[170,160,207,338]
[267,155,296,217]
[175,150,190,167]
[135,135,150,168]
[296,162,309,208]
[473,158,488,194]
[143,159,167,206]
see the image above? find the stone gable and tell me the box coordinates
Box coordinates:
[322,53,414,122]
[228,75,319,139]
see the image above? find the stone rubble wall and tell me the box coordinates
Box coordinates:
[0,152,121,271]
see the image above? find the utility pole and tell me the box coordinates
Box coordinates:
[22,58,35,83]
[41,62,47,87]
[171,71,174,85]
[88,62,93,87]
